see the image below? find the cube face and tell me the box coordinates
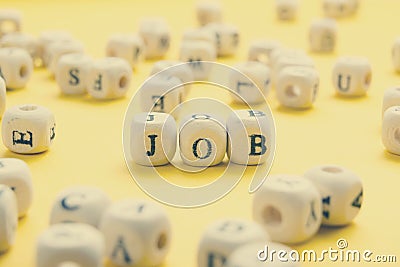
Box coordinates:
[276,66,319,109]
[106,34,145,68]
[392,38,400,72]
[382,106,400,155]
[2,104,56,154]
[205,23,239,57]
[0,9,21,37]
[46,40,84,75]
[248,39,281,65]
[99,199,172,267]
[139,18,170,59]
[0,32,40,63]
[198,218,269,267]
[229,62,270,104]
[179,114,227,167]
[0,77,5,117]
[87,57,132,99]
[323,0,354,17]
[140,75,182,114]
[182,28,216,45]
[227,110,271,165]
[180,40,216,80]
[253,175,322,244]
[196,2,222,26]
[0,47,33,89]
[0,184,18,253]
[276,0,298,20]
[36,223,104,267]
[332,56,372,96]
[0,158,33,217]
[272,54,314,84]
[55,53,92,95]
[131,112,177,166]
[38,30,73,67]
[226,242,299,267]
[309,19,337,52]
[383,87,400,115]
[304,165,363,226]
[50,186,111,227]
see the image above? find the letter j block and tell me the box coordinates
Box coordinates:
[227,110,271,165]
[131,112,177,166]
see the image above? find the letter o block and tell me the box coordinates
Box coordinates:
[179,114,227,167]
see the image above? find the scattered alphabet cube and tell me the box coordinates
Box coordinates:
[253,175,322,244]
[0,77,5,117]
[36,223,104,267]
[196,1,222,26]
[50,186,111,227]
[0,184,18,253]
[86,57,132,99]
[276,66,319,109]
[304,165,363,226]
[131,112,177,166]
[392,37,400,72]
[182,28,216,45]
[0,9,21,37]
[248,39,281,65]
[0,158,33,217]
[0,32,40,65]
[275,0,298,20]
[179,40,216,80]
[323,0,357,18]
[382,87,400,115]
[229,61,271,104]
[0,47,33,89]
[332,56,372,96]
[55,53,92,95]
[46,39,84,75]
[139,18,170,59]
[309,18,337,53]
[99,199,171,267]
[106,33,145,69]
[198,218,269,267]
[205,23,239,57]
[382,106,400,155]
[38,30,73,67]
[2,104,56,154]
[150,60,193,98]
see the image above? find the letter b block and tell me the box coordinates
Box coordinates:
[227,110,271,165]
[131,112,177,166]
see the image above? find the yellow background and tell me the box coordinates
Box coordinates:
[0,0,399,266]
